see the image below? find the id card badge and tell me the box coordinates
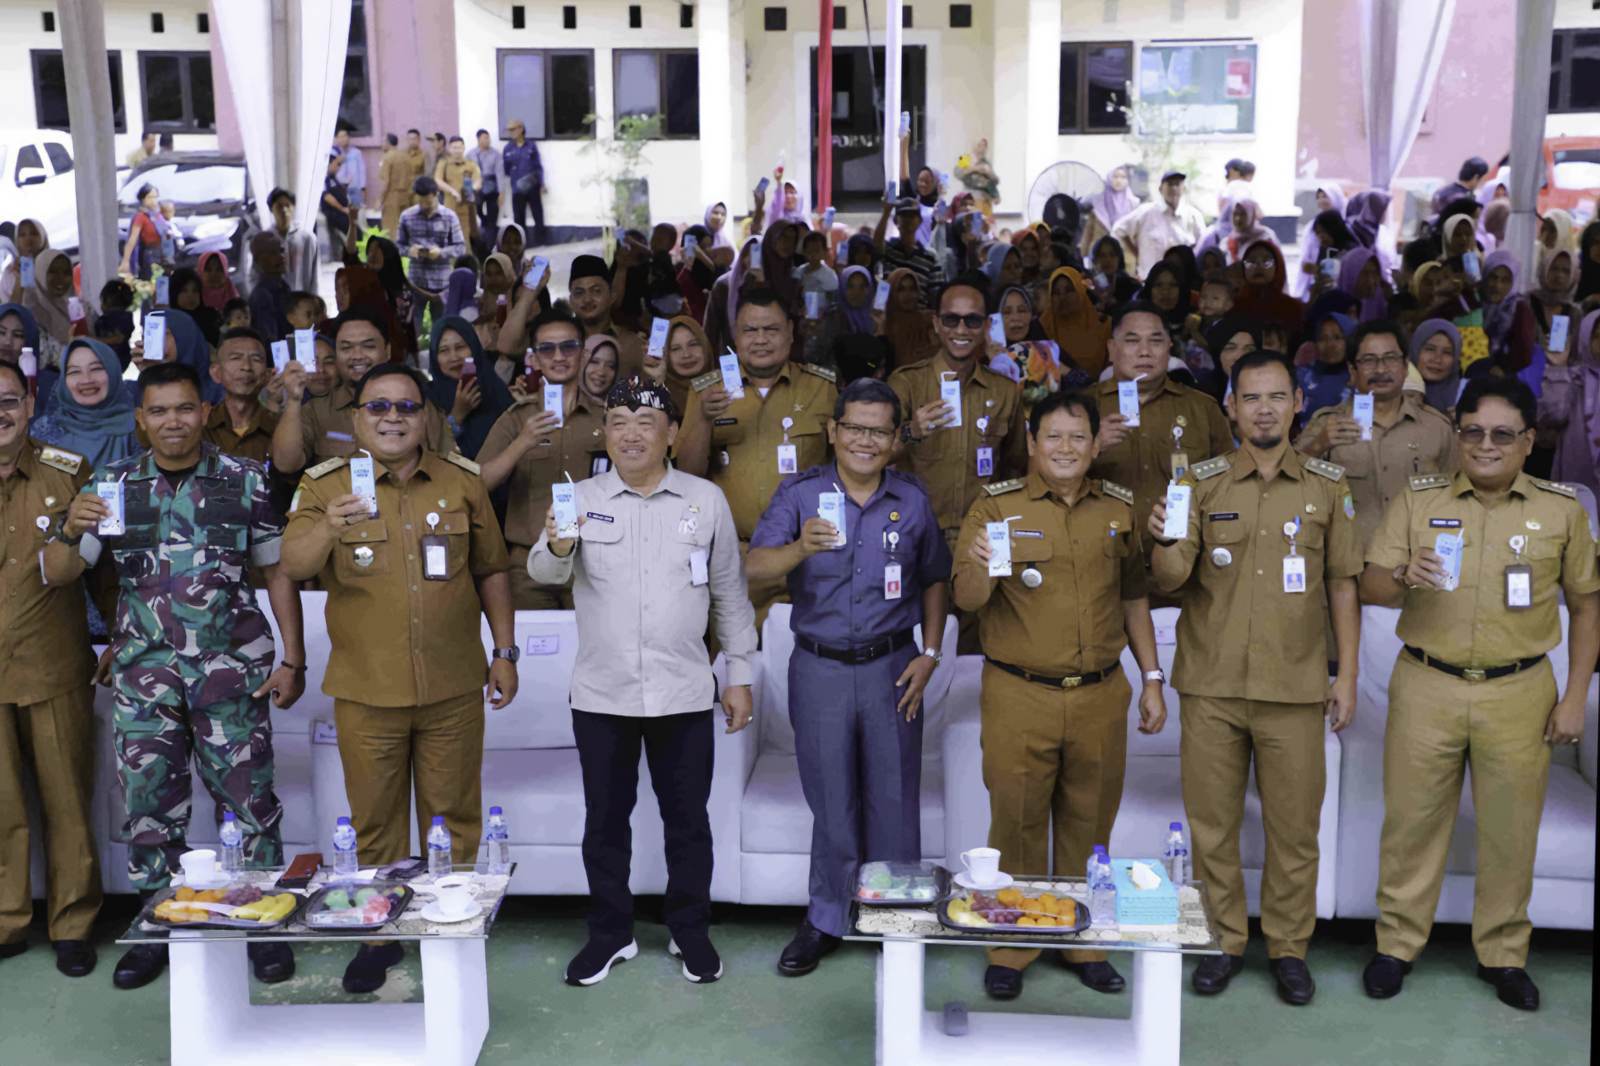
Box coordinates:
[777,443,798,474]
[1549,314,1571,354]
[884,563,903,600]
[647,317,669,358]
[1118,380,1141,426]
[543,383,565,427]
[294,329,317,371]
[719,351,745,399]
[939,372,963,427]
[1353,393,1375,441]
[270,340,292,373]
[817,491,847,548]
[1433,532,1463,591]
[96,480,125,536]
[143,313,167,361]
[349,454,378,516]
[422,536,449,580]
[689,548,710,586]
[1506,565,1533,609]
[1163,484,1192,541]
[976,446,994,477]
[552,479,579,539]
[1282,553,1307,593]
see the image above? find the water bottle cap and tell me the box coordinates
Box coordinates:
[432,815,445,825]
[337,816,351,826]
[490,806,502,816]
[1170,822,1183,831]
[1093,844,1107,855]
[223,811,236,822]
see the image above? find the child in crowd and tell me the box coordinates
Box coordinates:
[1261,321,1289,354]
[94,279,137,368]
[285,291,320,332]
[222,297,251,330]
[1182,272,1235,378]
[793,230,839,318]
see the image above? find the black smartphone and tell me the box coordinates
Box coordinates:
[377,857,429,881]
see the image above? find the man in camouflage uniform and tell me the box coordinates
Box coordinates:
[45,362,306,991]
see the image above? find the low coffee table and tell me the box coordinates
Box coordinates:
[845,875,1221,1066]
[116,864,512,1066]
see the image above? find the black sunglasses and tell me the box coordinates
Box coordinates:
[359,399,425,415]
[937,313,988,330]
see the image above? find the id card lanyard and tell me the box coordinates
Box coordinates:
[883,529,903,600]
[777,416,798,474]
[1506,535,1532,610]
[1170,420,1190,482]
[1282,517,1307,594]
[976,414,993,477]
[422,511,449,580]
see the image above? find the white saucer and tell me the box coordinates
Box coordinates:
[954,871,1013,892]
[420,900,482,923]
[176,874,230,891]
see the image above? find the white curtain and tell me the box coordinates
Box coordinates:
[1359,0,1457,189]
[294,0,352,234]
[212,0,276,230]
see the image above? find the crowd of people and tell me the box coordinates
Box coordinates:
[0,140,1596,1029]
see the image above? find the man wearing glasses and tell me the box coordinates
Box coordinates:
[746,377,950,978]
[1359,376,1599,1012]
[1299,320,1457,549]
[478,306,608,608]
[280,360,517,994]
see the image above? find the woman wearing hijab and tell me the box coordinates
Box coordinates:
[1539,208,1577,255]
[646,316,713,415]
[443,266,478,319]
[0,302,42,364]
[421,315,516,460]
[1233,240,1306,351]
[1079,164,1140,260]
[768,181,810,227]
[169,267,223,346]
[760,220,806,323]
[843,233,878,274]
[1136,261,1192,337]
[825,269,893,385]
[1294,289,1360,366]
[24,248,89,351]
[198,250,240,314]
[1087,236,1140,311]
[706,235,763,357]
[1531,247,1580,359]
[1336,247,1388,323]
[882,267,938,371]
[703,202,734,250]
[1038,266,1113,378]
[29,338,140,468]
[1537,307,1600,499]
[155,308,224,405]
[1574,221,1600,308]
[1479,249,1530,372]
[644,250,687,320]
[498,223,528,277]
[1196,314,1264,401]
[981,244,1022,307]
[576,334,622,413]
[1480,200,1510,251]
[5,218,50,304]
[1292,186,1350,297]
[1409,319,1465,418]
[1296,310,1357,422]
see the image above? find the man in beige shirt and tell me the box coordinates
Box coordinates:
[1110,171,1206,279]
[530,377,755,990]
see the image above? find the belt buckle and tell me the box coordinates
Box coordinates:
[1060,676,1083,689]
[1463,668,1487,683]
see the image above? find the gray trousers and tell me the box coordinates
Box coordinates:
[789,641,924,937]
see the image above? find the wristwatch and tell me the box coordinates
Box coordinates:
[492,646,521,663]
[901,423,920,445]
[1142,669,1166,684]
[922,647,943,666]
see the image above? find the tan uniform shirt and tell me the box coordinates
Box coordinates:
[204,401,279,465]
[0,442,95,704]
[889,358,1028,534]
[476,394,608,548]
[953,473,1146,676]
[434,156,482,235]
[699,361,838,539]
[299,382,455,466]
[1299,398,1457,549]
[1366,471,1600,668]
[1158,448,1364,703]
[401,148,427,200]
[1088,376,1234,545]
[285,451,511,707]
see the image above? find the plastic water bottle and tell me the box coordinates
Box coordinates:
[219,812,244,873]
[485,807,511,876]
[1164,822,1190,887]
[333,816,359,876]
[1090,853,1117,928]
[1085,844,1108,888]
[427,816,452,878]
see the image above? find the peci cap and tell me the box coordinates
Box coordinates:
[893,196,922,215]
[607,374,681,424]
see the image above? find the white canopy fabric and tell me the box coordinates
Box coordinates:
[212,0,276,230]
[1359,0,1456,190]
[294,0,353,234]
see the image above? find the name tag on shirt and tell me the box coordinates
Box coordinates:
[1506,564,1532,609]
[1283,554,1307,594]
[422,536,448,580]
[1208,512,1239,521]
[777,443,798,474]
[585,512,614,523]
[1428,518,1462,528]
[976,446,993,477]
[884,563,903,600]
[690,548,709,586]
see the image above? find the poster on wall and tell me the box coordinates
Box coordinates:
[1137,43,1259,136]
[1226,58,1254,98]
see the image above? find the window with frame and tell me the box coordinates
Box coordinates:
[614,50,700,138]
[31,50,127,133]
[138,51,214,133]
[338,0,372,136]
[1550,28,1600,114]
[1059,42,1131,134]
[497,49,595,140]
[1137,42,1257,136]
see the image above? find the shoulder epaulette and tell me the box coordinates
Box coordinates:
[1304,457,1345,482]
[36,445,83,475]
[886,358,935,380]
[691,370,722,393]
[1190,455,1231,481]
[444,452,481,476]
[1408,472,1452,492]
[982,478,1025,497]
[800,363,836,384]
[1101,480,1133,505]
[305,457,347,479]
[1531,477,1578,499]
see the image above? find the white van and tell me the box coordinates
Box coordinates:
[0,129,82,252]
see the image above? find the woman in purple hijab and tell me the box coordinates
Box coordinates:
[1337,247,1389,322]
[1346,190,1392,249]
[1538,306,1600,500]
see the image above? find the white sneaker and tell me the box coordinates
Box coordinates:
[564,939,639,986]
[667,936,724,984]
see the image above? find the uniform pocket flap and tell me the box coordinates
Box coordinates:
[430,509,470,535]
[1011,538,1054,563]
[579,516,624,543]
[339,519,389,545]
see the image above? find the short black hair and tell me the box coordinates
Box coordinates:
[218,326,267,352]
[387,132,399,146]
[267,187,295,208]
[407,127,420,136]
[1459,156,1490,182]
[0,359,26,393]
[1109,299,1165,332]
[1228,349,1295,394]
[287,290,319,315]
[937,271,990,311]
[135,183,157,204]
[142,129,156,141]
[332,305,390,345]
[412,175,440,196]
[138,360,204,399]
[833,376,902,427]
[1028,389,1099,439]
[222,297,250,318]
[158,133,174,148]
[99,278,135,309]
[476,128,490,138]
[800,229,827,250]
[353,362,428,405]
[736,287,786,318]
[453,253,479,272]
[530,304,582,341]
[1345,318,1405,364]
[449,135,465,145]
[1455,376,1536,431]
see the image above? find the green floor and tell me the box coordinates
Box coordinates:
[0,896,1590,1066]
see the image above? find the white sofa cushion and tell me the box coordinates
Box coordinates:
[741,752,945,859]
[479,611,582,750]
[480,747,587,846]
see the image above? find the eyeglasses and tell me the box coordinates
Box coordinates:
[937,313,988,330]
[533,340,582,356]
[1456,426,1525,446]
[1354,354,1406,370]
[0,396,25,413]
[358,399,424,416]
[836,421,895,442]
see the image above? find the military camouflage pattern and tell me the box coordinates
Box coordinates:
[115,689,283,890]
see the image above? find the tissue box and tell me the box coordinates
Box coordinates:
[1111,858,1178,928]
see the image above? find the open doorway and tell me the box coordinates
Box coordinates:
[809,45,926,210]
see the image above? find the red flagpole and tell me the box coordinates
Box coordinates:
[818,0,834,214]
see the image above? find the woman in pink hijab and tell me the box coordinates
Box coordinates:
[197,251,239,313]
[1538,307,1600,500]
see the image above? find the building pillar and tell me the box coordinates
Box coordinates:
[1024,0,1063,216]
[57,0,119,305]
[699,0,734,213]
[1505,0,1555,287]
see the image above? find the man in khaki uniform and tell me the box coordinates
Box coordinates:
[205,327,280,465]
[1299,320,1456,549]
[378,130,426,235]
[675,288,836,625]
[0,361,99,979]
[433,136,483,248]
[953,391,1165,1002]
[1359,376,1599,1012]
[281,362,517,996]
[1149,351,1362,1006]
[478,307,607,608]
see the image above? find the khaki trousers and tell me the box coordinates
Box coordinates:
[381,191,409,236]
[980,663,1131,970]
[334,693,484,867]
[1375,653,1556,968]
[509,545,576,611]
[0,686,102,943]
[1180,694,1325,959]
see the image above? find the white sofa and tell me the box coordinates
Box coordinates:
[1334,604,1597,929]
[943,607,1344,918]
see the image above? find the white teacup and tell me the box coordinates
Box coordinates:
[433,874,474,917]
[180,849,218,884]
[961,847,1002,886]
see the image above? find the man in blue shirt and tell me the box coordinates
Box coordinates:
[502,119,546,246]
[748,377,951,976]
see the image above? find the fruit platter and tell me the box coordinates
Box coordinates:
[300,881,414,929]
[938,884,1089,934]
[142,884,303,931]
[855,861,951,905]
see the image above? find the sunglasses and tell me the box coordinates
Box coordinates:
[937,313,988,330]
[358,399,424,416]
[1456,426,1525,446]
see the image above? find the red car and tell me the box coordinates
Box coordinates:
[1484,137,1600,224]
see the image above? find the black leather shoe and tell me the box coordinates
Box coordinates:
[984,964,1023,1000]
[1060,959,1125,993]
[1191,952,1244,994]
[1477,965,1539,1011]
[0,939,26,960]
[342,942,404,994]
[777,920,840,977]
[248,942,295,983]
[113,944,168,990]
[1362,953,1411,999]
[1268,956,1316,1005]
[53,940,96,978]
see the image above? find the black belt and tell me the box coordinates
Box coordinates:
[985,657,1119,690]
[1405,645,1545,683]
[796,628,916,665]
